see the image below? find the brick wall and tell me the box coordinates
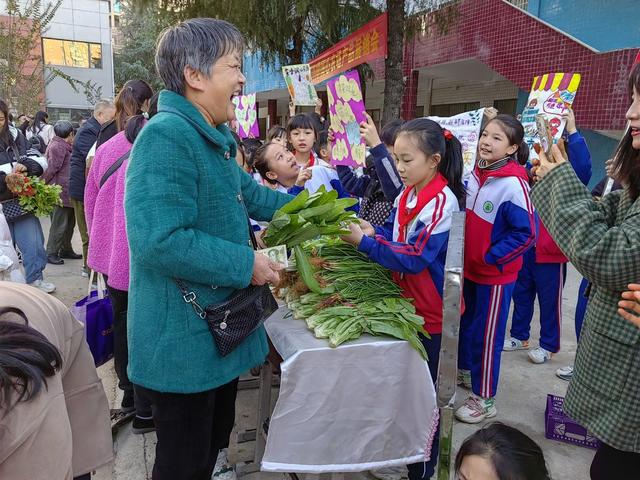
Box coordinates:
[390,0,637,130]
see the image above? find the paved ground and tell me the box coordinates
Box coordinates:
[39,217,594,480]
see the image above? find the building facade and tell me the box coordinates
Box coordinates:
[247,0,639,186]
[0,0,115,122]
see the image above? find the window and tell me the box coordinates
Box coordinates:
[415,106,425,118]
[430,102,481,117]
[42,38,103,69]
[493,98,517,115]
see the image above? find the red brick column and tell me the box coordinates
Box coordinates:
[401,70,419,120]
[268,99,278,130]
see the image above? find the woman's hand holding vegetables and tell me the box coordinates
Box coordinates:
[618,284,640,328]
[359,113,382,148]
[295,167,312,187]
[12,163,27,174]
[531,140,567,182]
[340,222,365,246]
[252,252,283,286]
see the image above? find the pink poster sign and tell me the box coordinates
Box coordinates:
[327,71,367,167]
[232,93,259,139]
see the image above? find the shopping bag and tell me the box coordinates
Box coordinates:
[70,272,114,367]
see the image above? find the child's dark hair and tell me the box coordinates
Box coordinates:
[0,312,63,414]
[243,138,263,169]
[380,119,404,147]
[486,114,530,165]
[229,130,247,168]
[267,125,286,143]
[612,62,640,200]
[317,130,329,150]
[397,118,465,203]
[53,120,74,139]
[286,113,318,140]
[253,142,278,185]
[455,422,551,480]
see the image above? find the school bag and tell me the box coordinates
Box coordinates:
[28,127,47,154]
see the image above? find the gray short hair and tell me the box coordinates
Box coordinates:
[155,18,244,95]
[53,120,74,138]
[93,98,114,115]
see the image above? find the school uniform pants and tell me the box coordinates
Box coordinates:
[509,249,566,352]
[459,279,515,398]
[137,377,240,480]
[407,333,441,480]
[575,277,589,341]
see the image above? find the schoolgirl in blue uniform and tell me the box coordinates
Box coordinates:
[456,115,536,424]
[342,118,465,479]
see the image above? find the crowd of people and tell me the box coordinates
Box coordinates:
[0,16,639,480]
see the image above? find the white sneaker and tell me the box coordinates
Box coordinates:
[556,365,574,381]
[29,279,56,294]
[503,337,530,351]
[455,395,497,424]
[528,346,554,364]
[370,466,406,480]
[212,448,236,480]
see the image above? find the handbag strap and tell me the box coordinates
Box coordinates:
[175,193,257,318]
[99,150,130,188]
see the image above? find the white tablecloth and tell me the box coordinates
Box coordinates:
[261,307,438,473]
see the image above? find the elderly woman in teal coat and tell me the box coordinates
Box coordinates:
[124,19,289,480]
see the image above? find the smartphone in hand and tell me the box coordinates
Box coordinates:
[535,114,554,158]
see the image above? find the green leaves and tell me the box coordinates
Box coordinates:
[263,187,358,248]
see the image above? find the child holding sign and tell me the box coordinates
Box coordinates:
[456,115,536,424]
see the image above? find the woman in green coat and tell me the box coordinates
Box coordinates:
[531,64,640,478]
[124,19,290,480]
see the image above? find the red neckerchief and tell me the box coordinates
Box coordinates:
[397,173,448,242]
[294,151,316,167]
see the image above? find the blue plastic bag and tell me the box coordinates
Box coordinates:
[70,273,114,367]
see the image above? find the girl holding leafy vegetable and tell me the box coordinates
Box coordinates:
[341,118,465,480]
[456,115,536,424]
[253,142,358,212]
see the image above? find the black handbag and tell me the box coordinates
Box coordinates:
[1,147,29,223]
[175,194,278,357]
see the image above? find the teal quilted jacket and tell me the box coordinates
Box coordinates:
[125,91,290,393]
[532,163,640,452]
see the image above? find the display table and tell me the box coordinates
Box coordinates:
[260,306,438,474]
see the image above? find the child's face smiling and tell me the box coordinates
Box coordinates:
[289,127,315,155]
[478,121,518,164]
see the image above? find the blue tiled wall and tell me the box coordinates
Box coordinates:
[527,0,640,51]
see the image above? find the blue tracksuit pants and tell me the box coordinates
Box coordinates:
[459,279,515,398]
[575,277,589,340]
[510,248,567,353]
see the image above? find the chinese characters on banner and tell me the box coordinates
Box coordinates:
[282,64,318,106]
[521,72,581,160]
[327,71,367,168]
[427,109,485,179]
[232,93,259,139]
[309,13,387,85]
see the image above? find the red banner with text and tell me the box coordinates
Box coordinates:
[309,12,388,84]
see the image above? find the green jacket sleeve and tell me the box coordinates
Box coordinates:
[240,168,291,221]
[531,162,640,291]
[125,126,254,289]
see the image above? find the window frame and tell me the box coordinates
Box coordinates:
[41,37,103,70]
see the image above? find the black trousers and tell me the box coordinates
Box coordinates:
[138,377,239,480]
[46,205,75,255]
[106,282,151,416]
[591,442,640,479]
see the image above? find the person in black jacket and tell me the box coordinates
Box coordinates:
[69,99,115,275]
[0,99,54,293]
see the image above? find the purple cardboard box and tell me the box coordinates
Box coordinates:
[545,394,601,450]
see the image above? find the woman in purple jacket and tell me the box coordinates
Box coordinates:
[44,121,82,265]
